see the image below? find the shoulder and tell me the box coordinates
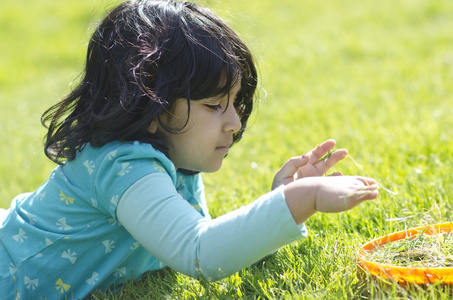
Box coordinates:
[70,141,178,212]
[81,141,168,161]
[75,141,178,186]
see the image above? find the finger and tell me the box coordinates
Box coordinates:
[340,183,380,203]
[324,149,348,168]
[356,176,378,186]
[313,149,348,175]
[355,185,380,200]
[275,155,310,180]
[308,139,337,165]
[272,156,310,189]
[315,148,347,169]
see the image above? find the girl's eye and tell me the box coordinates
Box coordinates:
[205,104,222,111]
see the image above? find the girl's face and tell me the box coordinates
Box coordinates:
[153,84,242,173]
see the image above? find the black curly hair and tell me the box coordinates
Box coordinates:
[42,0,258,165]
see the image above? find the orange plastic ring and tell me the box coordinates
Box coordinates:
[357,223,453,284]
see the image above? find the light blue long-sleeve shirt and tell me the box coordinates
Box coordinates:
[0,141,306,299]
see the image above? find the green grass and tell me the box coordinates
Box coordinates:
[2,0,453,298]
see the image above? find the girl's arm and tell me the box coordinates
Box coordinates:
[116,172,378,281]
[117,172,303,281]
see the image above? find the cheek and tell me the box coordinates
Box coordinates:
[160,99,191,130]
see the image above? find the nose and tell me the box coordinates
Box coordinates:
[223,102,242,134]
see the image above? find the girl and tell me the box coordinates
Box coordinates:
[0,0,379,298]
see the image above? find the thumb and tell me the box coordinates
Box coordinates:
[280,155,309,176]
[273,156,309,189]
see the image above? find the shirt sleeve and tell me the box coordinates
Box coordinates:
[116,172,307,281]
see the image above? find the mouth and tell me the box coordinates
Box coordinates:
[216,139,234,153]
[216,142,232,152]
[215,146,229,152]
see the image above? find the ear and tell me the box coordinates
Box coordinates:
[147,119,159,134]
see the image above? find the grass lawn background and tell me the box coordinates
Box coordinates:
[1,0,453,298]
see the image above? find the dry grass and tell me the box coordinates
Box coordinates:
[365,230,453,268]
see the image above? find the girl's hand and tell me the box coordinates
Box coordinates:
[283,176,379,225]
[272,139,348,190]
[311,176,379,213]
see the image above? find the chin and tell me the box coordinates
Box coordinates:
[200,166,222,173]
[180,162,222,174]
[201,162,223,173]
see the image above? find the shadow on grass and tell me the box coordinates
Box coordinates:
[88,255,286,299]
[89,268,179,300]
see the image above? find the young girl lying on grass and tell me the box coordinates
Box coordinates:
[0,0,379,298]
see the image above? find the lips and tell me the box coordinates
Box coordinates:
[216,142,232,153]
[216,146,229,152]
